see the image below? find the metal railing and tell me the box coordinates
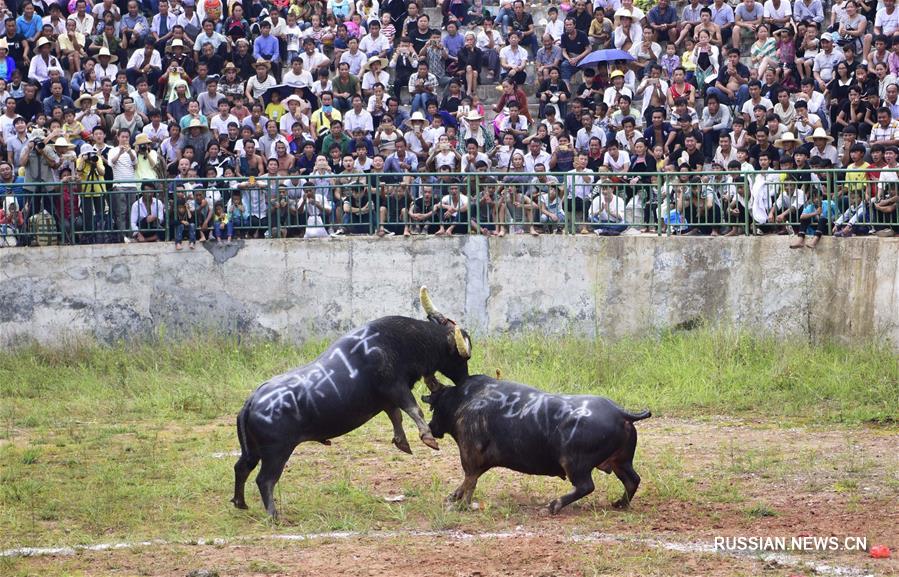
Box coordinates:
[1,169,897,246]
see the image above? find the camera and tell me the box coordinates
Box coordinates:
[36,141,46,150]
[87,152,99,163]
[138,144,149,153]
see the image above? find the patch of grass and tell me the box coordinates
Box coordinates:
[246,559,284,574]
[744,503,778,518]
[19,448,40,465]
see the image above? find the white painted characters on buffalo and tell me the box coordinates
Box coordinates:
[252,327,383,423]
[464,384,593,443]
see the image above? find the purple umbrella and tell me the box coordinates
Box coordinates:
[578,49,636,68]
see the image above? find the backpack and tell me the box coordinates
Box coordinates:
[29,211,58,246]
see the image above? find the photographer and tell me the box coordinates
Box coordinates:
[75,143,107,241]
[20,127,60,219]
[133,133,162,181]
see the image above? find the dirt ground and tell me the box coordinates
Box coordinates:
[4,417,897,577]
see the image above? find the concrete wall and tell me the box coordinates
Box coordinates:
[1,236,897,348]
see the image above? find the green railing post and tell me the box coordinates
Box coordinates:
[744,173,751,237]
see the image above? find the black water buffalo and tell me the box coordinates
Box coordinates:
[423,375,650,514]
[233,287,472,517]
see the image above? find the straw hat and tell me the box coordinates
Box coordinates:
[254,58,271,70]
[134,133,152,146]
[774,132,801,148]
[610,70,624,79]
[97,46,118,62]
[222,61,238,72]
[75,93,96,106]
[283,94,303,105]
[52,137,76,149]
[614,8,633,23]
[36,37,52,49]
[806,127,834,143]
[0,39,8,51]
[362,55,388,72]
[409,111,427,123]
[464,110,484,122]
[187,118,209,130]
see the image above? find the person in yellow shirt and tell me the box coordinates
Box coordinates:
[264,91,286,123]
[75,143,107,240]
[62,109,86,147]
[310,91,343,136]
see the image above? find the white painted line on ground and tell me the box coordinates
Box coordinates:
[0,529,878,576]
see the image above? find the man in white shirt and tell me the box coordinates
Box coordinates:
[339,37,366,76]
[361,56,390,98]
[210,100,239,137]
[109,129,138,239]
[282,57,313,90]
[813,33,845,86]
[141,109,168,144]
[603,70,635,108]
[566,153,595,233]
[28,37,63,84]
[150,0,178,50]
[576,112,607,152]
[359,20,391,57]
[499,32,529,85]
[522,139,552,172]
[543,7,565,44]
[635,65,669,113]
[300,38,331,73]
[476,19,504,80]
[343,95,374,136]
[68,0,96,36]
[740,80,774,124]
[193,19,228,55]
[875,0,899,39]
[762,0,792,29]
[130,187,166,242]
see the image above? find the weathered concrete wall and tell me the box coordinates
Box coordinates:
[1,236,897,348]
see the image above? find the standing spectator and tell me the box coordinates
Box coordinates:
[108,129,138,240]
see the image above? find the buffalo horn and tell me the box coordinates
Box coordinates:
[453,325,471,359]
[420,286,446,321]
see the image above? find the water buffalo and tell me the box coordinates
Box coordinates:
[233,287,472,517]
[423,375,650,514]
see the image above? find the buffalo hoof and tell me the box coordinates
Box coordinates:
[420,434,440,451]
[548,499,564,515]
[393,437,413,454]
[230,498,248,510]
[612,497,631,509]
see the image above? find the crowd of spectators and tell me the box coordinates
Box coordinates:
[0,0,897,248]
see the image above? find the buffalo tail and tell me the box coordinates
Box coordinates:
[622,409,652,422]
[236,399,254,457]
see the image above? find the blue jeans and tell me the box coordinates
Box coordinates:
[561,60,579,83]
[175,222,196,243]
[411,92,434,113]
[213,220,234,239]
[706,85,750,109]
[494,8,512,32]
